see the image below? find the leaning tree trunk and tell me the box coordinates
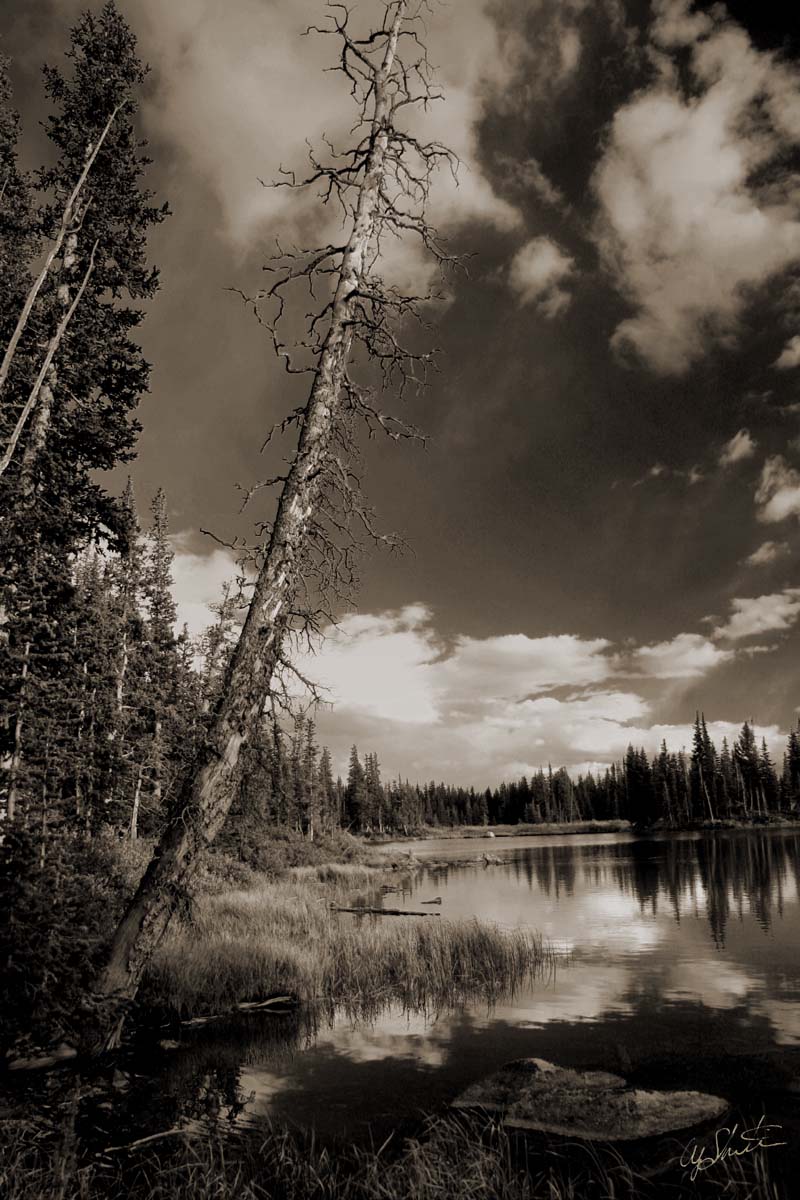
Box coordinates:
[0,104,120,399]
[3,224,93,819]
[0,238,98,480]
[94,5,407,1038]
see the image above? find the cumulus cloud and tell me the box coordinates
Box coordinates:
[719,429,756,467]
[508,236,576,316]
[285,605,757,784]
[170,538,240,637]
[631,633,733,678]
[159,569,789,783]
[294,606,634,782]
[301,607,614,716]
[293,604,441,725]
[593,0,800,373]
[745,540,791,567]
[773,335,800,370]
[713,589,800,640]
[755,455,800,523]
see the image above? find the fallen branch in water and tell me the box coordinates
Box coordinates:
[181,994,297,1027]
[102,1128,191,1155]
[331,906,441,916]
[236,995,297,1012]
[7,1043,78,1072]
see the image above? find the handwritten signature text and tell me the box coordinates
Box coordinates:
[680,1116,786,1181]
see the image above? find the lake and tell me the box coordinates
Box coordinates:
[137,828,800,1150]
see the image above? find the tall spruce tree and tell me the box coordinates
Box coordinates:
[318,746,336,833]
[782,721,800,811]
[690,713,717,821]
[734,721,761,817]
[344,746,366,831]
[0,3,165,833]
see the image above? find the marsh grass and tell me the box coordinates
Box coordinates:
[139,867,550,1020]
[0,1112,788,1200]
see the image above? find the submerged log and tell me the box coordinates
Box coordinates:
[452,1058,728,1141]
[7,1042,78,1072]
[181,994,297,1027]
[331,905,440,916]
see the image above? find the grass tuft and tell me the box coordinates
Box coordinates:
[139,871,550,1020]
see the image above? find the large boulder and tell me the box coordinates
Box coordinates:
[451,1058,728,1142]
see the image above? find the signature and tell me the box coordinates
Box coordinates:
[680,1116,787,1181]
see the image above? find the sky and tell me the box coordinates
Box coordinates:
[4,0,800,785]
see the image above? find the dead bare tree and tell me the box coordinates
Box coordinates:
[93,0,457,1043]
[0,103,121,455]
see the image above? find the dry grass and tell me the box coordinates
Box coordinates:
[0,1112,787,1200]
[139,867,550,1020]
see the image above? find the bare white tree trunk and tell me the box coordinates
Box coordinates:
[0,239,98,480]
[129,763,144,841]
[95,3,410,1029]
[0,105,120,398]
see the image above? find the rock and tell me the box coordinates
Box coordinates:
[451,1058,728,1142]
[485,830,496,838]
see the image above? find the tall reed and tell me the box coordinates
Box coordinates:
[140,870,550,1020]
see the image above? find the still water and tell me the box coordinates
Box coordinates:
[149,829,800,1145]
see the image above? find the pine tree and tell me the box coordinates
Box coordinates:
[1,5,164,831]
[718,737,735,818]
[758,738,779,815]
[198,582,238,713]
[318,746,336,832]
[364,752,385,832]
[301,719,319,839]
[0,54,38,419]
[734,721,761,817]
[344,746,366,831]
[782,721,800,813]
[139,489,177,814]
[690,713,717,821]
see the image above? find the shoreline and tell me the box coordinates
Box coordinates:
[369,815,800,847]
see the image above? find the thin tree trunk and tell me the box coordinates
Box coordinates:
[94,4,407,1036]
[116,629,128,716]
[3,237,96,816]
[0,240,98,480]
[6,639,30,823]
[84,688,97,833]
[105,624,129,808]
[38,727,52,869]
[130,763,143,841]
[75,660,88,821]
[39,780,48,869]
[151,717,163,805]
[0,105,120,397]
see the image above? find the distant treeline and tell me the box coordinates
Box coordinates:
[400,716,800,831]
[223,713,800,850]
